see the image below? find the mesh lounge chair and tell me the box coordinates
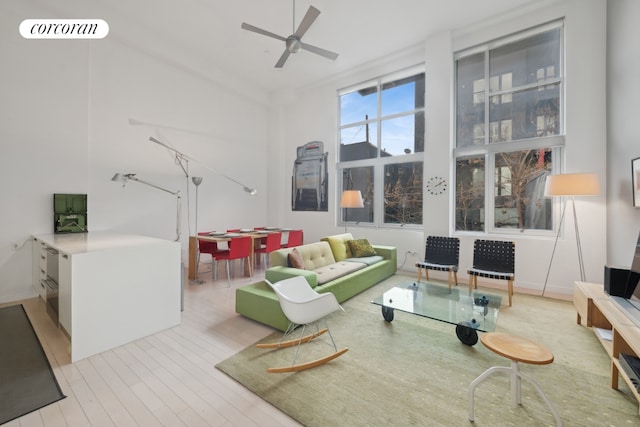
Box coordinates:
[415,236,460,292]
[467,239,516,306]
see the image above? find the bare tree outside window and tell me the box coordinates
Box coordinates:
[494,149,552,230]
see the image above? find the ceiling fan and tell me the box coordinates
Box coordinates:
[241,2,339,68]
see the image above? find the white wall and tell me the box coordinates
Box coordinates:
[0,1,269,303]
[606,0,640,266]
[269,0,608,297]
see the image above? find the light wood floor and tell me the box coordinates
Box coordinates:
[2,261,302,427]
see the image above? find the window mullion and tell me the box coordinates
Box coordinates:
[484,50,490,146]
[486,153,496,233]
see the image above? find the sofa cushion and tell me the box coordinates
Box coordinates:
[270,242,336,269]
[344,255,384,266]
[266,266,318,288]
[288,248,305,269]
[314,261,365,285]
[348,239,377,257]
[322,233,355,261]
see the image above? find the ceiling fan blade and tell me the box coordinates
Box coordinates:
[241,22,286,42]
[300,42,339,61]
[275,49,291,68]
[294,6,320,38]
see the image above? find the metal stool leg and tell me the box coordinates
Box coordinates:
[469,366,511,421]
[469,362,562,427]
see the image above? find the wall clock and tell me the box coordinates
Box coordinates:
[426,176,447,195]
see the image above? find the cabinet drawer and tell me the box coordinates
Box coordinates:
[38,250,47,271]
[39,279,46,300]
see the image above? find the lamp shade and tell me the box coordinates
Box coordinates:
[544,173,600,197]
[340,190,364,208]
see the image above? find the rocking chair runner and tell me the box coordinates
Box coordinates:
[258,277,348,373]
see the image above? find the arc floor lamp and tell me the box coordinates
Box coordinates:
[542,173,600,296]
[111,173,182,241]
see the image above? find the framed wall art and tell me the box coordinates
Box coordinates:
[633,156,640,207]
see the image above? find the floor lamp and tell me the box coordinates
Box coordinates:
[340,190,364,233]
[112,173,182,241]
[191,176,204,284]
[542,173,600,296]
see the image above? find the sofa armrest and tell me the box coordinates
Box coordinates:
[372,245,397,263]
[265,266,318,288]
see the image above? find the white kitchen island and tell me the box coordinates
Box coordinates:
[32,231,181,362]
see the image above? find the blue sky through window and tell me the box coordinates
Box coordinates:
[340,80,418,151]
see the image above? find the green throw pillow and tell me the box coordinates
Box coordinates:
[347,239,377,257]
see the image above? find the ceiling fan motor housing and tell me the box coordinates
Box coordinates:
[286,36,302,53]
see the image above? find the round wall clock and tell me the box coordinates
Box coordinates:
[426,176,447,195]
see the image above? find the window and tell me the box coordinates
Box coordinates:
[454,23,563,233]
[338,66,425,227]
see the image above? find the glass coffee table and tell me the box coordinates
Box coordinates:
[371,281,502,346]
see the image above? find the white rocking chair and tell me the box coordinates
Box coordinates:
[258,277,348,373]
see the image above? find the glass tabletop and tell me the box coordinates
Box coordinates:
[371,281,501,332]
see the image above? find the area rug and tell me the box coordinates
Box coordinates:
[0,305,65,424]
[217,276,640,426]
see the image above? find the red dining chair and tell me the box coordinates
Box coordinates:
[197,232,228,279]
[214,236,252,286]
[281,229,303,248]
[254,232,282,269]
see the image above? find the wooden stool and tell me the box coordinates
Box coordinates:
[468,332,562,426]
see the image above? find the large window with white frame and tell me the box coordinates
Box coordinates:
[454,22,564,233]
[338,66,425,227]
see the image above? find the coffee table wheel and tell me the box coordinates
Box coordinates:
[456,322,479,346]
[382,306,394,322]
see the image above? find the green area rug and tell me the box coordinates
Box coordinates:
[217,276,639,426]
[0,305,65,424]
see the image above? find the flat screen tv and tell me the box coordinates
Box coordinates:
[625,231,640,310]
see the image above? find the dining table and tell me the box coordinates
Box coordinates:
[187,228,291,281]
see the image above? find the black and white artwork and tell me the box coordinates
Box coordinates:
[291,141,328,211]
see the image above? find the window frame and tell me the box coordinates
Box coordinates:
[337,64,426,230]
[453,21,565,237]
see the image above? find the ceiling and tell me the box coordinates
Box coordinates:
[28,0,543,97]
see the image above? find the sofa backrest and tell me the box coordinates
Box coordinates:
[320,233,354,262]
[270,241,336,270]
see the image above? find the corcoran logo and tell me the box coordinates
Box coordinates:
[19,19,109,39]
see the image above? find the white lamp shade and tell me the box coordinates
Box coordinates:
[340,190,364,208]
[544,173,600,197]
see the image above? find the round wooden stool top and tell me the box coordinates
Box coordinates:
[480,332,554,365]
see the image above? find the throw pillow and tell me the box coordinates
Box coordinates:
[347,239,377,257]
[288,248,305,269]
[325,234,353,261]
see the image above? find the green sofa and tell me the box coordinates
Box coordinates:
[235,233,397,331]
